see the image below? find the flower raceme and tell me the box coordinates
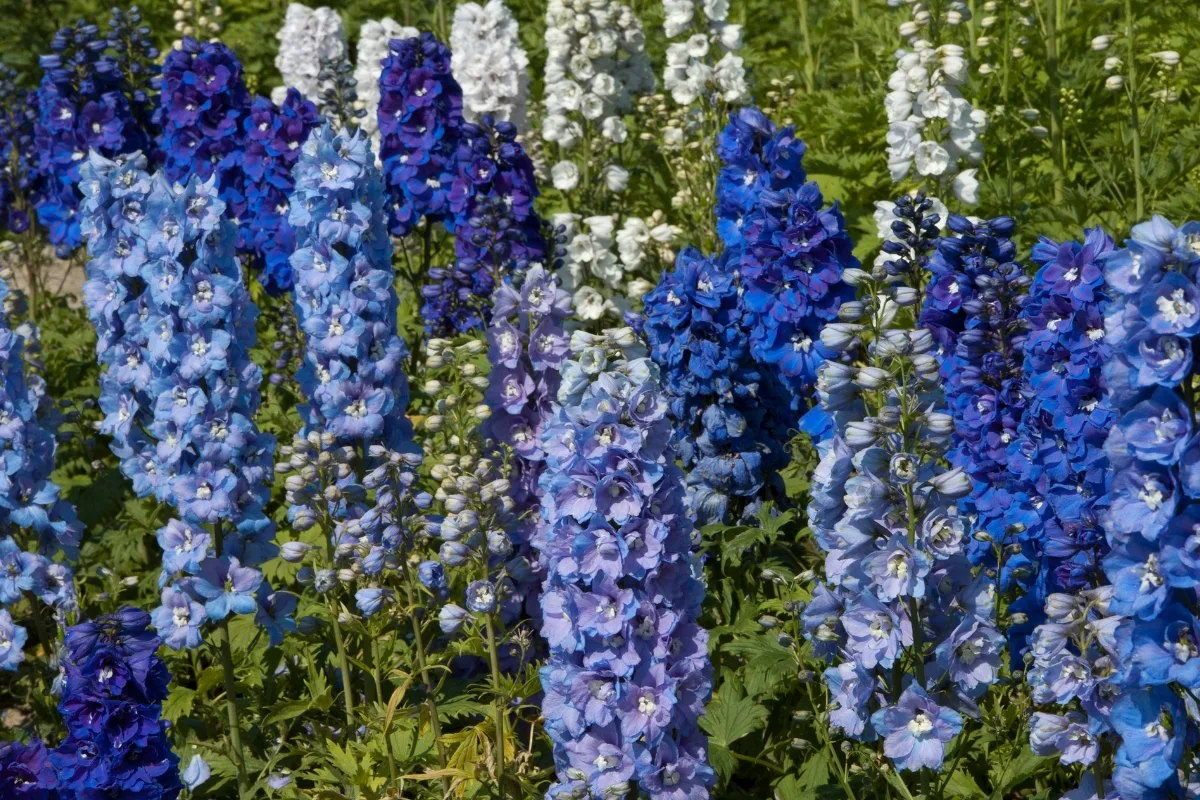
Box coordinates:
[533,328,715,799]
[377,32,465,237]
[450,0,532,131]
[0,273,83,651]
[283,122,427,599]
[802,197,1003,772]
[78,151,284,648]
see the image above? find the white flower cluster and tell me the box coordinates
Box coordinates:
[885,41,986,205]
[354,18,418,141]
[450,0,531,131]
[542,0,656,187]
[662,0,748,105]
[172,0,222,44]
[554,212,679,320]
[273,3,347,107]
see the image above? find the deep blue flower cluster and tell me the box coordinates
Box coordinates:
[377,32,465,236]
[1022,216,1200,800]
[286,123,424,588]
[421,115,546,336]
[643,247,790,525]
[50,609,182,799]
[242,89,320,294]
[0,274,82,669]
[716,108,856,420]
[802,219,999,772]
[1006,230,1115,640]
[0,736,57,798]
[533,328,714,800]
[924,216,1033,575]
[32,19,160,255]
[0,65,37,235]
[78,151,281,650]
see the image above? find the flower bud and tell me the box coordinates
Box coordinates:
[855,367,891,390]
[841,268,873,286]
[820,323,862,352]
[838,301,866,321]
[929,467,972,498]
[1104,75,1124,91]
[1091,34,1113,51]
[281,542,314,563]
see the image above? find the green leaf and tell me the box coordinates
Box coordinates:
[699,683,769,748]
[722,634,795,697]
[262,699,312,727]
[943,769,986,799]
[161,686,195,724]
[989,746,1054,796]
[708,743,738,785]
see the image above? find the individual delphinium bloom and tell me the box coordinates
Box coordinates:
[642,245,792,524]
[921,215,1034,589]
[353,18,418,148]
[801,199,1004,775]
[541,0,656,203]
[0,737,57,797]
[31,18,160,255]
[1005,229,1115,648]
[241,89,320,294]
[158,38,253,251]
[883,36,986,205]
[533,327,715,798]
[420,114,547,337]
[377,32,465,237]
[77,152,282,650]
[0,272,83,659]
[450,0,531,131]
[718,109,857,427]
[49,609,182,799]
[272,3,347,108]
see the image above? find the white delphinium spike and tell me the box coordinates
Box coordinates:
[661,0,748,106]
[273,4,347,106]
[542,0,656,194]
[450,0,531,131]
[884,39,987,205]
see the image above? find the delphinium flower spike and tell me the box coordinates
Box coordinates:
[541,0,656,200]
[534,327,715,799]
[801,195,1002,776]
[241,89,320,293]
[0,65,38,239]
[272,3,347,108]
[32,19,160,255]
[1024,217,1200,800]
[0,270,83,668]
[923,215,1035,584]
[449,0,531,131]
[716,108,857,438]
[161,37,320,293]
[1005,229,1114,647]
[420,114,546,337]
[279,122,429,730]
[50,609,182,798]
[79,150,282,791]
[377,32,465,237]
[353,18,417,150]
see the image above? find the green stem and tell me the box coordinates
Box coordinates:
[798,0,815,93]
[483,614,509,797]
[1124,0,1144,219]
[328,598,356,731]
[217,619,247,797]
[372,635,398,791]
[1045,0,1064,202]
[401,561,452,795]
[212,522,247,797]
